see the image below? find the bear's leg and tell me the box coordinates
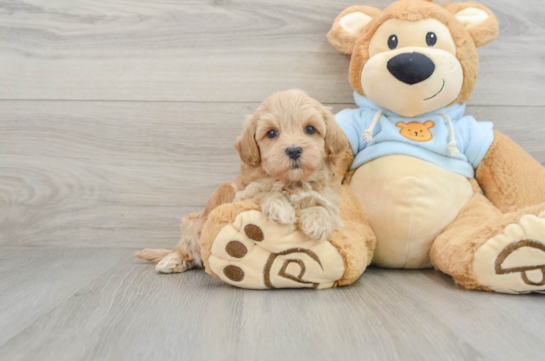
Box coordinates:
[431,182,545,294]
[199,185,375,289]
[477,131,545,212]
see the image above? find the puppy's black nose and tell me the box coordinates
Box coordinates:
[387,52,435,85]
[286,146,303,160]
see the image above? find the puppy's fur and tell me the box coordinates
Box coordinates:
[136,89,349,273]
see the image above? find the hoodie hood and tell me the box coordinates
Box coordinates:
[353,91,466,121]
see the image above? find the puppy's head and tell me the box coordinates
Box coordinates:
[235,89,348,182]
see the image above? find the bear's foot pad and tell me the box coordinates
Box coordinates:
[209,210,345,289]
[474,212,545,294]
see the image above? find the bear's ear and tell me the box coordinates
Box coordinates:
[327,6,382,54]
[424,121,435,129]
[448,3,499,47]
[395,122,405,129]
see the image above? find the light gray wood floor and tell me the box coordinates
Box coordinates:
[1,0,544,360]
[1,248,544,361]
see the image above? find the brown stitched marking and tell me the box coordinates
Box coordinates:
[263,248,323,289]
[263,253,277,289]
[264,255,319,289]
[279,259,305,280]
[244,224,264,242]
[223,265,245,282]
[495,240,545,286]
[276,248,323,269]
[225,241,247,258]
[279,259,319,288]
[521,271,545,286]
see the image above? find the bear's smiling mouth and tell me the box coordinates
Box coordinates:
[424,79,445,101]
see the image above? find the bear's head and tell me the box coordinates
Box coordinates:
[327,0,499,117]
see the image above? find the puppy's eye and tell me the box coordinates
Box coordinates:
[266,129,278,139]
[304,125,316,135]
[388,35,398,50]
[426,32,437,46]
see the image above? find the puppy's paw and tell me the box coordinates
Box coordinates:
[156,252,194,274]
[261,196,296,225]
[298,207,340,240]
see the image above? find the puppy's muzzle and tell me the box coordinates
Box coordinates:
[286,146,303,160]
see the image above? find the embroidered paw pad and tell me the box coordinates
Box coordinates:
[208,210,345,289]
[474,212,545,294]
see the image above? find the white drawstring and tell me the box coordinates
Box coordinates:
[363,110,383,142]
[440,112,459,157]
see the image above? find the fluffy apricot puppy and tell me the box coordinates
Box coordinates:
[136,90,349,278]
[233,91,348,241]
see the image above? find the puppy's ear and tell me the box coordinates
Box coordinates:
[448,3,499,47]
[235,115,261,166]
[323,106,348,161]
[327,6,382,54]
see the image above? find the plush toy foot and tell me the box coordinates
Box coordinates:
[208,210,345,289]
[474,212,545,294]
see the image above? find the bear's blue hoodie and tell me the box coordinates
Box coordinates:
[336,92,494,178]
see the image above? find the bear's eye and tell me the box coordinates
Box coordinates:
[388,35,398,50]
[426,32,437,46]
[267,129,279,139]
[420,130,422,132]
[304,125,316,135]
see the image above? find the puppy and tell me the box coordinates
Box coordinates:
[136,89,349,273]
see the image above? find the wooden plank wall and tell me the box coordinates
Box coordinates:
[1,0,544,248]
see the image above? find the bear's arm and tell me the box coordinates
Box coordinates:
[476,130,545,213]
[338,148,355,180]
[335,108,372,156]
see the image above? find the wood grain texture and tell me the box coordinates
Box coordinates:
[1,101,544,248]
[0,248,128,347]
[0,0,543,105]
[0,248,544,361]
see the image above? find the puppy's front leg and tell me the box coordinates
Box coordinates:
[298,206,342,240]
[260,193,297,225]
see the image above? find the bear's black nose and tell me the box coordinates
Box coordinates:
[286,146,303,160]
[387,52,435,85]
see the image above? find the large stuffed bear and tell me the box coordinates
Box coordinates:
[197,0,545,294]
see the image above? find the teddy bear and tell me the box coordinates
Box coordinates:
[196,0,545,294]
